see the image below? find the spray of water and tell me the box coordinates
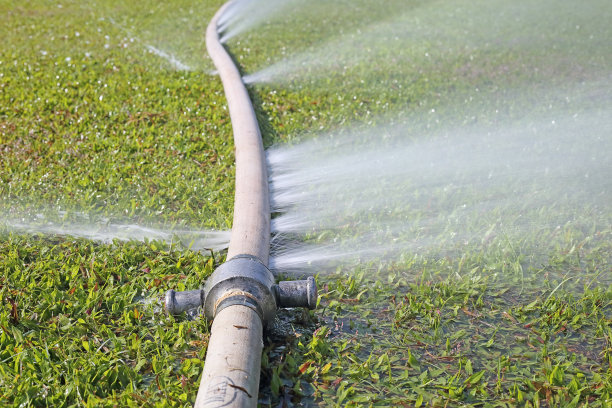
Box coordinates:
[228,0,612,276]
[2,217,230,253]
[267,87,612,273]
[105,17,193,71]
[218,0,302,43]
[244,0,610,85]
[144,45,192,71]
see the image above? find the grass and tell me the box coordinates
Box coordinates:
[1,0,229,405]
[0,234,216,406]
[1,0,611,407]
[1,0,233,227]
[264,238,611,407]
[236,0,612,406]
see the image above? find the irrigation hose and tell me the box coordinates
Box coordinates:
[194,1,269,407]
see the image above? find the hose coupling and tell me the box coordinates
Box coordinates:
[164,289,205,315]
[275,276,317,309]
[163,255,317,325]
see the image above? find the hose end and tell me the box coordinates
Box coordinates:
[164,289,205,315]
[276,276,318,310]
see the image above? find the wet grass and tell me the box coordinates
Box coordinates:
[1,0,229,406]
[235,0,612,406]
[264,234,611,406]
[0,232,218,406]
[1,0,611,407]
[1,0,232,228]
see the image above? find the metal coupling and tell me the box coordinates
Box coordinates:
[165,289,205,315]
[163,254,318,325]
[275,276,317,309]
[203,254,277,323]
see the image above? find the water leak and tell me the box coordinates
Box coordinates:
[243,0,611,87]
[217,0,302,43]
[233,0,612,282]
[2,215,230,253]
[105,17,193,71]
[143,44,192,71]
[267,86,612,276]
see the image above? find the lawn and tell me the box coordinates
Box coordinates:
[1,1,230,406]
[1,0,611,407]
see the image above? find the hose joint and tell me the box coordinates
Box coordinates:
[164,254,317,326]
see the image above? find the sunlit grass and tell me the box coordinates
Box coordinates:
[1,0,610,406]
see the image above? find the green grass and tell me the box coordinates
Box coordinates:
[1,0,611,407]
[0,233,216,406]
[238,0,612,406]
[264,236,611,407]
[1,0,230,406]
[1,0,232,227]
